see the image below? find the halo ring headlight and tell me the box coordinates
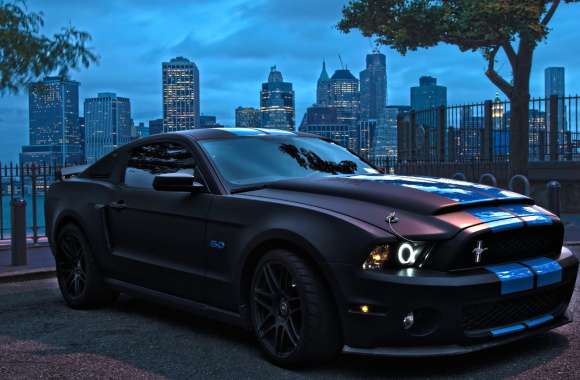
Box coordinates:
[397,242,419,265]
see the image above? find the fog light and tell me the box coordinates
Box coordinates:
[403,312,414,330]
[360,305,370,313]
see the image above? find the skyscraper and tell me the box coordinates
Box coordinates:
[372,105,410,162]
[163,57,200,132]
[149,118,163,135]
[235,107,261,129]
[360,51,387,121]
[545,67,566,136]
[316,60,331,106]
[411,76,447,132]
[21,76,82,165]
[329,68,360,151]
[84,93,132,163]
[299,106,350,148]
[260,66,295,131]
[410,76,447,111]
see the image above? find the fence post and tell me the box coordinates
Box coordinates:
[482,100,493,161]
[549,95,559,161]
[10,198,27,266]
[409,110,417,161]
[437,106,446,162]
[31,164,38,244]
[547,181,561,216]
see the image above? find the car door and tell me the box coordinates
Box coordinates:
[106,140,213,301]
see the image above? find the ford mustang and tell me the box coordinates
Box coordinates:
[45,128,578,367]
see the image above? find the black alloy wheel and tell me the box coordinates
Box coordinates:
[58,233,87,298]
[55,224,118,309]
[252,262,303,357]
[250,250,341,367]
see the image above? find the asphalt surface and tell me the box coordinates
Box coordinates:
[0,249,579,380]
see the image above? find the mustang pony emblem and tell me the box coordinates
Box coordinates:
[473,240,488,263]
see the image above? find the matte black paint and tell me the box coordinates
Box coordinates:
[45,129,579,356]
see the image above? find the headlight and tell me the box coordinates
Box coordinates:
[362,242,429,270]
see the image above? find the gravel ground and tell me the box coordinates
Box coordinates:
[0,248,579,380]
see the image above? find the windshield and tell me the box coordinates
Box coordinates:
[199,136,379,188]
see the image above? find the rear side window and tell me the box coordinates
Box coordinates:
[124,142,196,189]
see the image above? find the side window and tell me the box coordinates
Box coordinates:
[124,142,196,189]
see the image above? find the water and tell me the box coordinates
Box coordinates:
[0,194,46,239]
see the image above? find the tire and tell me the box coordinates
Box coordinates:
[55,223,118,309]
[249,249,341,367]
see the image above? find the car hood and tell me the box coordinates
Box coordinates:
[237,175,556,239]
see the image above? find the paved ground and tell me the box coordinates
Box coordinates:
[0,249,579,379]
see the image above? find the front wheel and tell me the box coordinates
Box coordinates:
[250,249,341,367]
[55,224,118,309]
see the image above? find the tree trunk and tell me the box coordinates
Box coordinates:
[509,39,534,177]
[509,92,530,176]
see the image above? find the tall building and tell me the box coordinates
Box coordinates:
[78,116,85,161]
[21,76,82,166]
[235,107,261,129]
[360,51,387,121]
[149,118,163,135]
[134,121,149,138]
[410,76,447,111]
[200,115,224,128]
[299,106,350,148]
[329,68,360,151]
[260,66,295,131]
[545,67,566,138]
[316,60,331,106]
[372,105,410,161]
[162,57,200,132]
[84,93,132,163]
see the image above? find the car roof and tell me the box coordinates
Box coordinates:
[176,127,317,141]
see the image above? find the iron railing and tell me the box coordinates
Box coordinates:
[0,162,61,242]
[396,95,580,163]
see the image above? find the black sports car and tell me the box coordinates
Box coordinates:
[46,128,578,367]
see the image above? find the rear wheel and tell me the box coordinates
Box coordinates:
[250,249,341,367]
[55,224,117,309]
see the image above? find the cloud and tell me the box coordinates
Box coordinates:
[1,0,579,162]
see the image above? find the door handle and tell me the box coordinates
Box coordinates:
[108,200,127,210]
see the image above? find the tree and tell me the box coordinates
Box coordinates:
[0,1,97,93]
[338,0,578,175]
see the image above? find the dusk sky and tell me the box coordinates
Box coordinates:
[1,0,579,163]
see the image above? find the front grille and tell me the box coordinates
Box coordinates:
[451,225,563,270]
[462,284,573,332]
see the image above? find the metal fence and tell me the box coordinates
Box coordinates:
[396,95,580,163]
[0,162,60,242]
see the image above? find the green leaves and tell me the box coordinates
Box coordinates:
[0,1,98,94]
[337,0,573,54]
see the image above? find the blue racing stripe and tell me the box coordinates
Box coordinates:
[486,263,534,294]
[523,314,554,328]
[490,324,526,336]
[501,204,553,226]
[521,257,562,287]
[466,207,513,223]
[485,218,525,232]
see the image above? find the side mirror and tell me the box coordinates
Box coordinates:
[153,174,206,193]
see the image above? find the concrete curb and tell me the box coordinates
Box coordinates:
[0,242,50,252]
[0,266,55,283]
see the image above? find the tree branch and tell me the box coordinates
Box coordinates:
[485,46,514,98]
[542,0,561,26]
[501,41,517,69]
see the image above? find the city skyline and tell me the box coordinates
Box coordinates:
[1,0,579,163]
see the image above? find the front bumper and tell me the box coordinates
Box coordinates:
[331,247,578,356]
